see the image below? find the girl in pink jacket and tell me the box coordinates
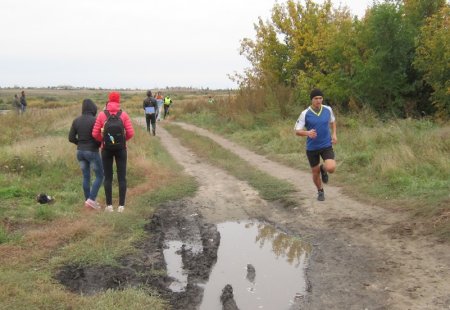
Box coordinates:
[92,92,134,213]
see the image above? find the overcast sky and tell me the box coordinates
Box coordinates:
[0,0,373,89]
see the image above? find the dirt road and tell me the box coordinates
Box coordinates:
[150,120,449,310]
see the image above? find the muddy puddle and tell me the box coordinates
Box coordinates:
[56,201,311,309]
[163,218,311,309]
[204,220,310,309]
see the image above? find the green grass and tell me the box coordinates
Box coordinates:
[80,288,169,310]
[0,230,24,247]
[0,91,198,309]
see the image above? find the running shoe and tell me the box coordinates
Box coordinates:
[317,189,325,201]
[320,164,329,184]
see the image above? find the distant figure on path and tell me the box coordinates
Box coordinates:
[294,88,337,201]
[68,99,104,210]
[92,92,134,213]
[163,94,172,119]
[155,91,164,121]
[143,90,158,135]
[20,91,27,113]
[13,94,21,114]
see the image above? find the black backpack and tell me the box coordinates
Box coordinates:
[103,110,125,150]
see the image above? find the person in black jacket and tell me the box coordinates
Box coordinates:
[143,90,158,135]
[69,99,104,210]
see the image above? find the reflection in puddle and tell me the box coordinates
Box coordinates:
[199,220,311,310]
[163,241,188,292]
[164,238,204,292]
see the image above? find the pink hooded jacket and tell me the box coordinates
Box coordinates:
[92,92,134,148]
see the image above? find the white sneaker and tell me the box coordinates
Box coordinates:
[118,206,124,213]
[85,199,100,210]
[105,205,114,212]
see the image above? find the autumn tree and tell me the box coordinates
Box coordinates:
[235,0,449,119]
[414,4,450,119]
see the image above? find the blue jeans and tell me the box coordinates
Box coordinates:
[156,100,163,120]
[77,150,104,201]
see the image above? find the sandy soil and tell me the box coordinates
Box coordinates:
[156,121,450,310]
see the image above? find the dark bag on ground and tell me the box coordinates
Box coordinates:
[103,110,125,151]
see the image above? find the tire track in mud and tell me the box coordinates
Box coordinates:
[158,121,450,310]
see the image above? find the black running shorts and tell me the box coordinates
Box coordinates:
[306,146,335,168]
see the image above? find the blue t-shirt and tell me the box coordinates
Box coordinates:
[294,105,335,151]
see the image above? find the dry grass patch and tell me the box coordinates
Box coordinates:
[0,217,93,266]
[5,136,72,161]
[433,209,450,227]
[26,217,92,248]
[127,157,174,198]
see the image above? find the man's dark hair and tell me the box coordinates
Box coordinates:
[310,88,323,100]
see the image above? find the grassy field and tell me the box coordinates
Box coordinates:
[0,88,448,308]
[0,89,197,309]
[0,88,284,309]
[175,94,450,239]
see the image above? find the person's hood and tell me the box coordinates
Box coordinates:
[82,99,97,116]
[105,101,121,113]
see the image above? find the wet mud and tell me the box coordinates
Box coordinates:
[56,200,221,309]
[55,199,309,309]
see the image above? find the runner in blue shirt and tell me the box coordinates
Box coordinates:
[294,89,337,201]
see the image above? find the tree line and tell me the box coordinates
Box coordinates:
[233,0,449,120]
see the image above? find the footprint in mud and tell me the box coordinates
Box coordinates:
[246,264,256,283]
[220,284,240,310]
